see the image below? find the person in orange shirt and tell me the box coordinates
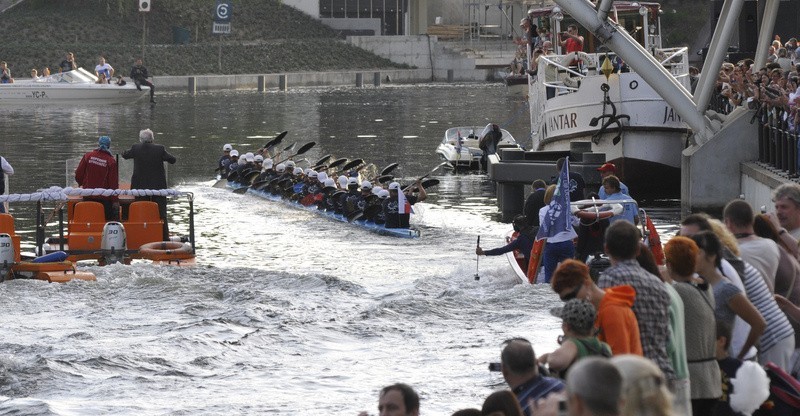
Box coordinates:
[550,259,643,356]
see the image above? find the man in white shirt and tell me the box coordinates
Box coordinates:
[724,199,780,292]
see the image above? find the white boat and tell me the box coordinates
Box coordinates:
[525,1,690,196]
[436,125,517,169]
[0,68,149,105]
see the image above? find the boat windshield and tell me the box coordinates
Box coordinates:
[444,127,515,144]
[34,68,98,84]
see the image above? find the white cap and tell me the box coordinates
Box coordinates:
[347,177,359,186]
[245,153,255,163]
[223,143,232,151]
[293,167,304,175]
[361,180,372,190]
[378,189,390,199]
[254,155,264,163]
[388,182,400,190]
[230,149,239,157]
[238,158,246,165]
[304,168,312,175]
[286,161,295,168]
[308,170,318,178]
[276,163,286,172]
[264,160,274,169]
[372,185,383,195]
[338,175,348,188]
[324,178,336,187]
[317,172,328,182]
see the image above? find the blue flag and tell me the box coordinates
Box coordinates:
[536,158,572,240]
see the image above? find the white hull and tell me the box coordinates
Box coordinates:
[0,68,149,105]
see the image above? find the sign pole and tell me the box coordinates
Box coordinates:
[218,36,222,72]
[141,12,147,61]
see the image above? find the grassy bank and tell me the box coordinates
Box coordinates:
[0,0,409,76]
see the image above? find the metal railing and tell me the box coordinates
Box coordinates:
[757,106,799,177]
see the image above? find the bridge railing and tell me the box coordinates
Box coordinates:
[757,106,799,177]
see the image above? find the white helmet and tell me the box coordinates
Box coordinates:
[276,163,286,172]
[293,167,304,175]
[223,143,232,151]
[378,189,390,199]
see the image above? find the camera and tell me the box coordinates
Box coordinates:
[761,205,767,214]
[488,362,502,372]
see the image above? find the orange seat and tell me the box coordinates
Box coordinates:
[0,213,22,262]
[67,201,106,250]
[124,201,164,249]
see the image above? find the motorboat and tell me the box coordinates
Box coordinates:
[522,1,690,196]
[0,68,149,105]
[436,125,516,170]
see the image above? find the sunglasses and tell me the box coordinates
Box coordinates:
[560,285,582,302]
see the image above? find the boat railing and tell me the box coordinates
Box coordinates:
[0,187,195,258]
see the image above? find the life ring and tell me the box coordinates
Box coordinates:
[571,203,624,223]
[560,51,594,68]
[139,241,194,261]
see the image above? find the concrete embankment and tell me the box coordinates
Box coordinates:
[155,67,496,92]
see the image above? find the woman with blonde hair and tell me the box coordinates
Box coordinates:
[611,355,677,416]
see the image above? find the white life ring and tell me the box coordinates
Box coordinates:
[571,203,624,222]
[560,51,594,68]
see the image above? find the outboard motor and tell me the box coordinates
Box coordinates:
[0,233,15,279]
[100,222,127,264]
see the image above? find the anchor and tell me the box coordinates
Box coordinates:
[589,83,630,145]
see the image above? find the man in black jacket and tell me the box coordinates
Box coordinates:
[122,129,177,240]
[130,58,155,103]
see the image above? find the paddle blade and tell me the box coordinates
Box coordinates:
[346,210,364,223]
[263,130,288,149]
[295,141,316,156]
[420,178,440,189]
[314,154,332,166]
[375,174,394,184]
[233,186,249,194]
[327,158,348,169]
[341,158,364,172]
[380,162,399,176]
[212,179,229,188]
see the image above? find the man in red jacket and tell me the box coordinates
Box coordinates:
[75,135,119,221]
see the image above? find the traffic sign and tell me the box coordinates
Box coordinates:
[212,22,231,34]
[215,1,231,22]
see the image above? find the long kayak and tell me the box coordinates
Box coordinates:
[225,181,421,238]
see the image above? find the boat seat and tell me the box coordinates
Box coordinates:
[67,201,106,251]
[124,201,164,249]
[0,214,22,262]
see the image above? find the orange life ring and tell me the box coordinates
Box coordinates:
[138,241,194,261]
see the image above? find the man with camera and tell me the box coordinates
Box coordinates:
[495,338,564,416]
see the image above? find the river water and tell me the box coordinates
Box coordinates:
[0,84,679,415]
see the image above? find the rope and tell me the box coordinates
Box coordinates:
[0,187,183,202]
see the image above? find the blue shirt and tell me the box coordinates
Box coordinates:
[598,181,628,199]
[484,231,535,263]
[605,192,637,224]
[513,375,565,416]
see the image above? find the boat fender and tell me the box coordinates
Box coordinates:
[32,251,68,263]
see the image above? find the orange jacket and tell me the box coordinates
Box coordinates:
[597,285,643,356]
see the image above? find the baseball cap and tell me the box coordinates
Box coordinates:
[223,143,232,151]
[246,153,255,163]
[550,299,596,334]
[275,163,286,172]
[254,155,264,163]
[230,150,239,157]
[308,170,318,178]
[293,167,304,175]
[378,189,390,199]
[597,162,616,173]
[348,177,359,186]
[361,180,372,190]
[388,182,400,190]
[317,172,328,182]
[286,161,295,168]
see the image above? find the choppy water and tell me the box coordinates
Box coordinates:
[0,84,679,415]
